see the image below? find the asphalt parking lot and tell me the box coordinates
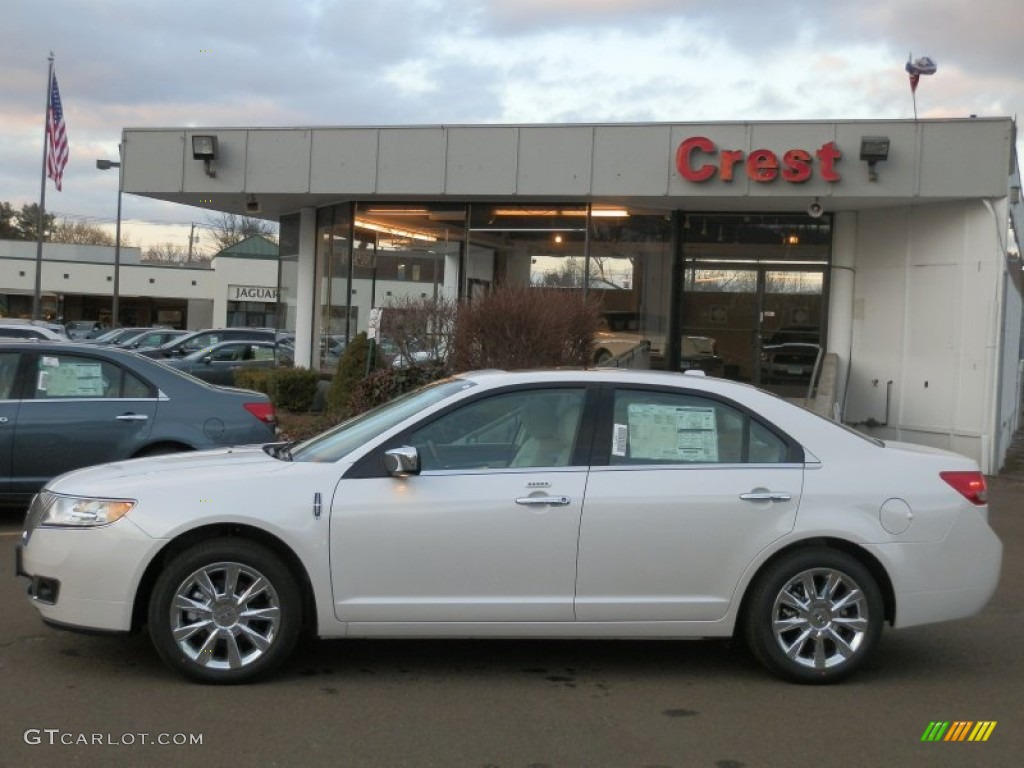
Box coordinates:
[1,462,1021,768]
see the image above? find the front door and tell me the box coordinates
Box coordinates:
[330,386,589,624]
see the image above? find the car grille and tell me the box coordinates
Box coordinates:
[22,492,57,542]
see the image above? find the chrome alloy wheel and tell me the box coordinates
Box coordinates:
[770,567,870,671]
[170,561,282,671]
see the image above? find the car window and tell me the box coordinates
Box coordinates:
[292,378,476,463]
[209,344,246,362]
[0,352,19,399]
[182,333,220,352]
[32,353,154,399]
[408,388,586,471]
[610,389,789,465]
[252,345,276,362]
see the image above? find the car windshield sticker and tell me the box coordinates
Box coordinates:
[44,361,105,397]
[626,404,719,461]
[612,423,629,456]
[42,356,59,368]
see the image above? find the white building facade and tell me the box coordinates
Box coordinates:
[118,119,1023,473]
[0,237,279,331]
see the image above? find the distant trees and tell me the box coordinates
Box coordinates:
[142,243,211,266]
[204,212,278,252]
[1,201,114,246]
[0,202,56,242]
[50,218,115,246]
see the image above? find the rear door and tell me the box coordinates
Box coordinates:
[10,350,158,494]
[575,385,804,622]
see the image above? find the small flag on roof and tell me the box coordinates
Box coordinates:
[905,55,937,94]
[906,55,937,119]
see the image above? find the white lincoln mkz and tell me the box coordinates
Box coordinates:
[17,368,1002,684]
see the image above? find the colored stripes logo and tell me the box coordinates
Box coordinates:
[921,721,997,742]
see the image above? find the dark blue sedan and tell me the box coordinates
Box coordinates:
[0,341,277,504]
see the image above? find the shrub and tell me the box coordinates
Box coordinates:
[327,332,386,415]
[233,367,320,412]
[270,368,321,412]
[347,363,447,415]
[378,295,457,372]
[233,368,273,396]
[450,285,600,371]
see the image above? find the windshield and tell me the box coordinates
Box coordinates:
[290,377,477,463]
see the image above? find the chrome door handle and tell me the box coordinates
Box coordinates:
[740,491,792,502]
[0,416,8,424]
[116,414,149,422]
[515,495,571,507]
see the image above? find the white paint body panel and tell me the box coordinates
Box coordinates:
[19,370,1002,645]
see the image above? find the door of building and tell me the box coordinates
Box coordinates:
[677,214,829,398]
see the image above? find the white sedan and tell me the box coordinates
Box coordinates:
[16,369,1002,684]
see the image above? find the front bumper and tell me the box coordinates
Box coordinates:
[17,517,160,633]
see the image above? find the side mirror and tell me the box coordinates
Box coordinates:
[201,355,213,364]
[383,445,420,477]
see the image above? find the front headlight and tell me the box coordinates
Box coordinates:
[40,495,137,527]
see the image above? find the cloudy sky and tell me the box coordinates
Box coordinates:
[3,0,1020,255]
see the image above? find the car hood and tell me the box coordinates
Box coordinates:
[45,445,288,498]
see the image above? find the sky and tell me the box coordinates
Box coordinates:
[2,0,1021,257]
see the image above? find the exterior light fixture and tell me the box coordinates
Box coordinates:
[191,134,218,177]
[859,136,890,182]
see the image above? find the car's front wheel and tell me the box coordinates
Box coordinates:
[743,548,883,684]
[148,538,302,684]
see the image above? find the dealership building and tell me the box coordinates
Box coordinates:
[114,118,1023,473]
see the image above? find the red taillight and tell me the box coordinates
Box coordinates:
[244,401,276,425]
[940,471,988,505]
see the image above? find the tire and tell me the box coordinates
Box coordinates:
[743,548,883,685]
[148,538,302,684]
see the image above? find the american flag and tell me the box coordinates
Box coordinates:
[46,73,69,191]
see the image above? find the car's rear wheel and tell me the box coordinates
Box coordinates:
[743,548,883,684]
[148,538,301,684]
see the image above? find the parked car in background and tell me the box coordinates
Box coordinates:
[593,324,722,374]
[0,340,276,504]
[140,328,285,359]
[64,320,105,340]
[760,326,821,384]
[679,335,724,375]
[15,368,1001,685]
[114,328,189,351]
[162,340,293,385]
[87,327,155,346]
[0,321,68,341]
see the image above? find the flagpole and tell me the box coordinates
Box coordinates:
[33,53,55,320]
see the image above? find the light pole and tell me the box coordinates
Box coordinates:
[96,149,122,326]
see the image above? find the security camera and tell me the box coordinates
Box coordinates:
[245,199,261,214]
[807,201,823,218]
